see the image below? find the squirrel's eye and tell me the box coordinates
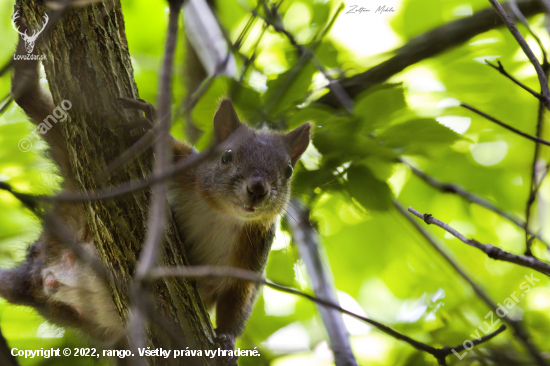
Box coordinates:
[221,149,233,164]
[285,164,293,179]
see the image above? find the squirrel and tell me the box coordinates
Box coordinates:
[3,7,310,355]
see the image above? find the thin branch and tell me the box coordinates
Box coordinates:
[398,158,550,248]
[0,95,13,116]
[461,103,550,145]
[445,324,507,355]
[177,51,232,121]
[233,23,268,96]
[131,2,182,363]
[407,206,550,276]
[0,182,42,212]
[525,62,550,255]
[485,60,543,99]
[489,0,550,109]
[286,201,357,366]
[509,0,548,65]
[56,146,219,202]
[490,1,550,257]
[394,201,549,366]
[0,60,12,79]
[134,0,182,279]
[149,265,506,364]
[259,2,353,113]
[318,0,545,107]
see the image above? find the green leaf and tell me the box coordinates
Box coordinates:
[354,83,407,131]
[347,164,393,211]
[314,40,341,69]
[286,104,333,129]
[190,77,230,149]
[230,81,263,124]
[392,0,444,39]
[263,62,316,117]
[216,0,249,31]
[376,118,462,156]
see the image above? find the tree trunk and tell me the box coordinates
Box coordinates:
[18,1,216,364]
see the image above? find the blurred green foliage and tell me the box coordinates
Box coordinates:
[1,0,549,365]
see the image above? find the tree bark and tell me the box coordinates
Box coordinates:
[18,1,216,365]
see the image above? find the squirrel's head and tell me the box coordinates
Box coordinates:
[196,99,310,222]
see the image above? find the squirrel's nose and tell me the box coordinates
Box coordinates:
[247,179,269,199]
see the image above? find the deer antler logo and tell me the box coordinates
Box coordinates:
[12,10,48,54]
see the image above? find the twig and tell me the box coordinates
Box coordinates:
[286,201,357,366]
[444,324,507,356]
[394,201,549,366]
[131,2,182,363]
[232,23,268,95]
[0,182,42,212]
[233,1,282,92]
[259,2,353,113]
[149,265,506,364]
[461,103,550,145]
[407,206,550,276]
[509,0,548,65]
[134,0,181,279]
[490,3,550,256]
[56,146,219,202]
[485,60,542,99]
[398,158,550,248]
[488,0,550,109]
[177,51,232,121]
[0,95,13,116]
[0,143,219,214]
[463,97,550,255]
[524,61,550,255]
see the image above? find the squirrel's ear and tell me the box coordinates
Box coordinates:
[285,122,311,166]
[213,99,243,142]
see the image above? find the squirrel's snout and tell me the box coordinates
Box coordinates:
[246,178,269,204]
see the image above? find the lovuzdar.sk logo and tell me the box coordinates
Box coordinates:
[12,9,48,60]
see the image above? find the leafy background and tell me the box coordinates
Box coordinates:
[0,0,549,365]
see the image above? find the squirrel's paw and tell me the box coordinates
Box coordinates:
[214,331,238,366]
[115,117,153,141]
[116,97,156,122]
[116,98,155,141]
